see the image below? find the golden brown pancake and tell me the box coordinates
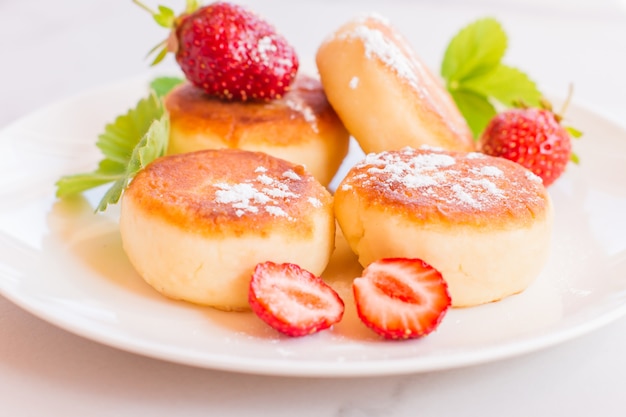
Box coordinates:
[316,14,474,154]
[334,146,553,307]
[120,149,335,310]
[165,74,350,187]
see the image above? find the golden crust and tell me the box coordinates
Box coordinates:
[124,149,333,237]
[333,146,553,307]
[164,74,350,186]
[316,15,474,154]
[335,147,550,230]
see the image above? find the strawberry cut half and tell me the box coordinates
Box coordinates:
[353,258,451,340]
[249,262,344,337]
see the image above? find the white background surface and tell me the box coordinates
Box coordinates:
[1,0,626,415]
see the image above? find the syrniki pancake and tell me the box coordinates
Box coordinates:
[316,14,474,154]
[334,146,553,307]
[120,149,335,311]
[165,74,350,186]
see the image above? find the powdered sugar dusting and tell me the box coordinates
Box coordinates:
[213,166,310,220]
[349,76,359,89]
[263,185,297,199]
[215,183,262,215]
[256,36,277,65]
[265,206,288,217]
[419,144,445,152]
[344,148,544,211]
[257,174,274,185]
[339,25,418,89]
[282,170,301,181]
[480,166,504,177]
[285,98,319,133]
[451,183,477,207]
[412,153,456,170]
[308,197,323,208]
[467,152,487,159]
[526,170,543,184]
[466,177,504,198]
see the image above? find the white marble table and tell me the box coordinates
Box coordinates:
[1,0,626,415]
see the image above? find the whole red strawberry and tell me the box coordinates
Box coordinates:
[479,105,579,187]
[135,0,299,101]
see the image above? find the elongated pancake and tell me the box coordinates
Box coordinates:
[316,14,474,154]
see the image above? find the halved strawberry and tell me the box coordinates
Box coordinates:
[249,262,344,337]
[353,258,451,340]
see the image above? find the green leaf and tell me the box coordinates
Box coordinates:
[450,89,497,138]
[95,116,169,212]
[95,94,162,163]
[55,173,123,197]
[128,118,170,175]
[570,152,580,164]
[97,158,126,175]
[442,17,507,84]
[566,126,583,138]
[146,39,167,59]
[460,64,542,108]
[150,76,185,97]
[185,0,201,14]
[150,46,169,66]
[95,178,128,212]
[56,91,169,212]
[153,5,176,28]
[441,17,547,139]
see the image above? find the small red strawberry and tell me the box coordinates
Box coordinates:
[352,258,451,340]
[134,0,299,101]
[479,100,581,187]
[249,262,344,337]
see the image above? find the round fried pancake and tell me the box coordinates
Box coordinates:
[316,14,474,154]
[165,74,350,187]
[120,149,335,310]
[334,146,553,307]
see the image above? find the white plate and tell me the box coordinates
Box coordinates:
[1,76,626,377]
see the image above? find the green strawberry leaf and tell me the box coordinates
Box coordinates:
[460,64,541,108]
[442,17,507,85]
[185,0,201,13]
[150,46,170,66]
[450,89,497,138]
[566,126,583,138]
[53,172,123,197]
[150,76,185,97]
[56,91,169,212]
[95,115,169,212]
[442,17,546,138]
[95,177,128,212]
[96,93,163,163]
[153,5,176,28]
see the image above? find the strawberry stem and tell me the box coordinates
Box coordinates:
[559,83,575,117]
[539,97,553,112]
[146,38,167,57]
[132,0,157,16]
